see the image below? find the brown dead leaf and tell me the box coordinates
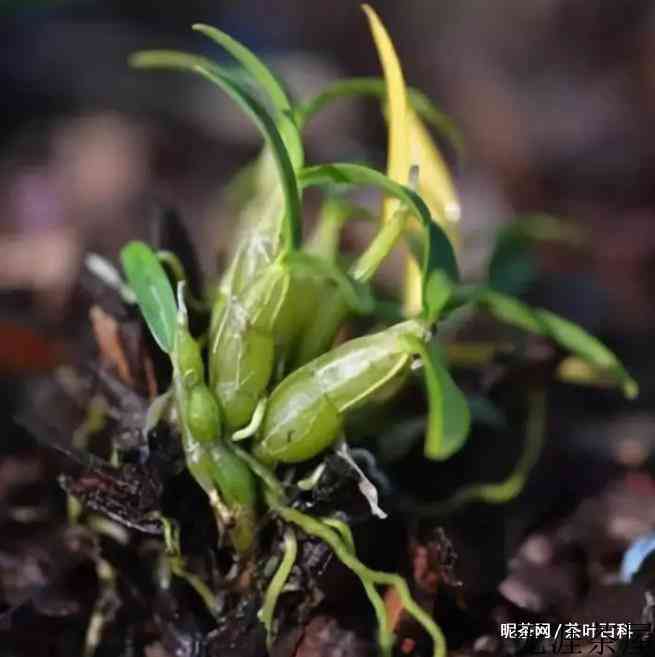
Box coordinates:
[90,305,133,386]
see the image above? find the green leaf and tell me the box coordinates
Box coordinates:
[424,220,459,289]
[480,289,638,399]
[424,270,453,323]
[131,51,302,252]
[121,241,177,354]
[192,23,303,170]
[126,49,271,105]
[192,23,291,114]
[428,342,471,460]
[128,49,226,79]
[297,77,464,158]
[403,336,471,461]
[298,163,459,303]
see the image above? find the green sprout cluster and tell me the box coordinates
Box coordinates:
[114,8,636,657]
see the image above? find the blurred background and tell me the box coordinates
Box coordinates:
[3,1,655,650]
[3,0,655,361]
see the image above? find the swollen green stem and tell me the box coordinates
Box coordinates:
[209,262,290,429]
[255,316,470,466]
[254,320,431,465]
[282,197,378,370]
[172,287,258,553]
[285,251,374,314]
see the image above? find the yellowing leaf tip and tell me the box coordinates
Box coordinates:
[362,4,410,204]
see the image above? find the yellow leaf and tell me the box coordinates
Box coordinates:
[362,4,409,224]
[404,111,461,313]
[363,4,460,314]
[407,108,461,244]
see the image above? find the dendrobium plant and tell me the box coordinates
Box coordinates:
[93,6,638,656]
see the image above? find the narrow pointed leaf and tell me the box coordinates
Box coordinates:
[363,4,409,224]
[363,5,460,317]
[121,241,177,354]
[192,23,291,113]
[297,77,463,157]
[131,51,301,251]
[480,289,638,399]
[192,66,301,252]
[128,49,229,81]
[192,23,303,169]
